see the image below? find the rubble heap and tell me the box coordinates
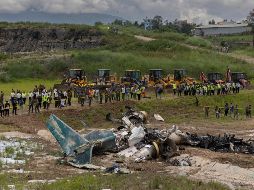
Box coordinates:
[46,106,254,168]
[186,133,254,154]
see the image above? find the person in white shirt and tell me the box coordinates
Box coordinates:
[22,92,27,105]
[16,91,22,105]
[121,86,126,101]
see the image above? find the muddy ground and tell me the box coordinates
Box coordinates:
[0,101,254,190]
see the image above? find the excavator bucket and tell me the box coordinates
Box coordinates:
[46,114,116,166]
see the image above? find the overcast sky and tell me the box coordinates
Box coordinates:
[0,0,253,24]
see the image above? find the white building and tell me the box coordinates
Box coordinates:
[193,24,251,36]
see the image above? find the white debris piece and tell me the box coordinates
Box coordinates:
[134,145,157,162]
[122,116,136,129]
[118,146,138,158]
[0,158,25,164]
[128,126,146,146]
[154,114,164,122]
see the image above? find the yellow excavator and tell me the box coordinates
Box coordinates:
[96,69,116,85]
[173,69,195,85]
[121,70,142,85]
[53,69,88,90]
[147,69,168,87]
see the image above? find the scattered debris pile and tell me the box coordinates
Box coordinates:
[46,107,254,169]
[186,133,254,154]
[0,137,38,165]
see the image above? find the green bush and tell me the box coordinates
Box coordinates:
[0,53,8,60]
[0,72,11,82]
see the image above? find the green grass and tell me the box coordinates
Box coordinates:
[0,79,60,94]
[207,34,253,44]
[36,173,229,190]
[0,174,26,190]
[233,47,254,57]
[2,58,72,81]
[71,48,254,79]
[185,36,212,48]
[136,90,254,124]
[1,45,253,92]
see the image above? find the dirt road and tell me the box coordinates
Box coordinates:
[134,35,155,42]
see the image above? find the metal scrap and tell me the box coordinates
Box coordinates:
[185,133,254,154]
[46,107,254,170]
[46,114,117,165]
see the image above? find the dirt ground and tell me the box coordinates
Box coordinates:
[0,102,254,190]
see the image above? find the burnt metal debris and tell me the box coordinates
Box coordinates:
[46,107,254,168]
[186,133,254,154]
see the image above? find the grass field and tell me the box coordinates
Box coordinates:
[234,47,254,57]
[0,79,60,94]
[4,47,250,82]
[207,34,253,43]
[35,173,229,190]
[0,173,229,190]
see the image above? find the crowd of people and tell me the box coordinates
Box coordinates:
[0,87,53,117]
[0,80,248,118]
[75,84,148,106]
[173,82,241,96]
[0,83,149,116]
[204,103,252,119]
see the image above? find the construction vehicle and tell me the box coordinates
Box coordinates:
[63,69,87,86]
[231,72,250,87]
[207,72,224,84]
[149,69,163,82]
[147,69,170,87]
[174,69,195,85]
[121,70,141,84]
[97,69,116,85]
[53,69,88,90]
[174,69,186,81]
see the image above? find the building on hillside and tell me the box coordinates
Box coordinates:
[217,19,236,25]
[193,23,251,36]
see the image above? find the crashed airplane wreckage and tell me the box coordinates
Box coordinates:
[46,107,254,168]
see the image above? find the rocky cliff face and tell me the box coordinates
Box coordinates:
[0,28,103,53]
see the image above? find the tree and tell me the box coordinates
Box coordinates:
[95,22,103,26]
[134,21,139,26]
[123,20,132,26]
[247,9,254,47]
[151,15,163,29]
[112,19,123,25]
[180,23,195,35]
[247,9,254,24]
